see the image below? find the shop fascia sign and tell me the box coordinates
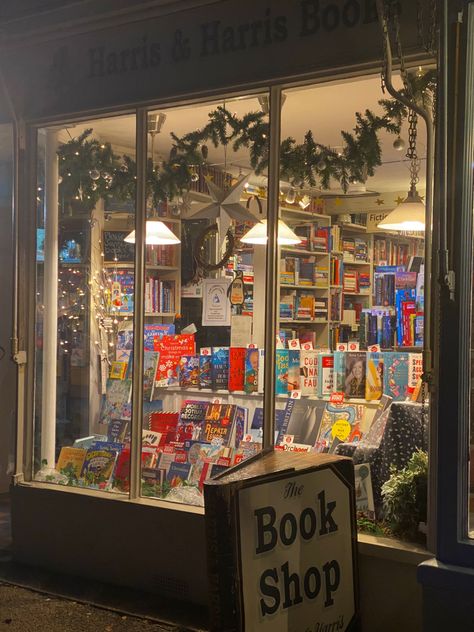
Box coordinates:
[237,466,357,631]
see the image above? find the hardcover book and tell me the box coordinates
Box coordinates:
[383,352,409,400]
[143,351,159,401]
[80,443,121,489]
[228,347,246,392]
[332,351,346,393]
[110,361,128,380]
[144,323,175,351]
[287,349,300,392]
[107,418,130,444]
[154,334,196,387]
[317,353,334,397]
[56,447,86,479]
[167,461,192,487]
[199,403,246,448]
[365,352,384,401]
[178,354,200,388]
[199,348,212,389]
[177,400,209,440]
[244,348,259,394]
[344,352,366,399]
[211,347,230,390]
[100,379,132,423]
[299,349,318,396]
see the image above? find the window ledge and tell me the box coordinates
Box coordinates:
[357,532,432,565]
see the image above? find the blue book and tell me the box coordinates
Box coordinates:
[288,349,300,392]
[275,349,289,395]
[144,324,175,351]
[211,347,230,390]
[166,461,192,486]
[383,352,409,400]
[333,351,346,392]
[199,349,212,389]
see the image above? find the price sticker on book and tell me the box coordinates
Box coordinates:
[288,338,301,350]
[331,419,352,442]
[330,391,345,404]
[247,343,257,349]
[368,344,381,352]
[336,343,348,351]
[347,341,360,351]
[290,390,302,399]
[201,347,211,356]
[301,341,314,351]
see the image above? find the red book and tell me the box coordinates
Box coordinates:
[149,411,179,445]
[154,334,196,386]
[228,347,246,392]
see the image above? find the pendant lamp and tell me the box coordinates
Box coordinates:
[377,185,425,232]
[124,220,181,245]
[240,219,301,246]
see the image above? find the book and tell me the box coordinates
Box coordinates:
[228,347,246,392]
[142,430,163,447]
[287,349,300,392]
[299,349,318,396]
[167,461,192,487]
[72,434,108,450]
[110,270,134,314]
[110,361,128,380]
[211,347,230,390]
[199,403,247,448]
[199,348,212,389]
[154,334,196,387]
[80,443,121,488]
[143,351,159,400]
[56,447,86,479]
[244,348,259,394]
[144,324,175,351]
[257,349,265,393]
[383,352,409,400]
[107,419,130,443]
[317,353,334,397]
[365,352,384,400]
[354,463,375,515]
[178,354,200,388]
[275,349,289,395]
[177,400,209,440]
[315,402,363,453]
[332,351,346,393]
[408,353,423,395]
[278,398,326,446]
[344,352,367,399]
[100,379,132,423]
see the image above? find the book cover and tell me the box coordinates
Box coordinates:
[299,349,318,396]
[110,361,127,380]
[315,402,363,453]
[365,352,384,400]
[244,348,259,394]
[287,349,300,392]
[177,400,209,440]
[275,349,289,395]
[257,349,265,393]
[143,351,159,401]
[107,418,130,444]
[178,354,200,388]
[72,434,108,450]
[228,347,246,392]
[100,379,132,423]
[80,444,121,488]
[199,404,246,448]
[144,323,175,351]
[142,430,163,447]
[110,270,134,314]
[278,398,326,446]
[332,351,346,393]
[211,347,230,390]
[167,461,192,487]
[354,463,375,515]
[317,353,334,397]
[408,353,423,395]
[199,348,212,389]
[383,352,409,400]
[154,334,196,386]
[344,352,366,399]
[56,447,86,479]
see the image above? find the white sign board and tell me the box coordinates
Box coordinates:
[238,468,355,631]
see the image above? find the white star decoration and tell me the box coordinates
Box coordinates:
[189,174,259,249]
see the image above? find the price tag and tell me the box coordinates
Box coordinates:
[330,391,345,404]
[212,398,222,405]
[288,338,301,350]
[368,344,381,352]
[336,343,348,352]
[276,335,285,349]
[201,347,211,356]
[301,341,314,351]
[347,341,360,351]
[290,390,302,399]
[282,434,294,445]
[247,343,257,349]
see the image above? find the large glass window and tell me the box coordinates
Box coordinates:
[34,114,136,491]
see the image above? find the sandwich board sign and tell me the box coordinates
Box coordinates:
[204,450,358,632]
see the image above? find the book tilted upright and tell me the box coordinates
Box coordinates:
[333,351,346,393]
[383,352,409,400]
[100,378,132,423]
[317,353,334,397]
[287,349,300,392]
[178,354,200,388]
[275,349,289,395]
[56,447,86,479]
[199,348,212,389]
[143,351,159,401]
[344,352,366,399]
[244,348,259,394]
[211,347,230,390]
[154,334,196,387]
[80,441,122,489]
[228,347,246,392]
[177,400,209,441]
[315,402,364,453]
[299,349,318,396]
[365,352,384,400]
[199,403,247,449]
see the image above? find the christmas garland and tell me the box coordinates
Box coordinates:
[55,70,436,212]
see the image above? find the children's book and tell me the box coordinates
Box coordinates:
[107,419,130,444]
[408,353,423,396]
[100,379,132,423]
[332,351,345,393]
[144,323,175,351]
[275,349,289,395]
[154,334,196,387]
[244,348,259,394]
[178,355,200,388]
[199,348,212,388]
[299,349,318,396]
[318,353,334,397]
[72,434,108,450]
[56,447,86,479]
[116,322,134,351]
[344,352,366,399]
[110,361,128,380]
[257,349,265,393]
[365,352,384,400]
[177,400,209,441]
[143,351,159,401]
[383,352,409,400]
[167,461,192,487]
[315,402,364,453]
[228,347,246,392]
[211,347,230,390]
[110,270,134,314]
[287,349,300,392]
[199,403,246,448]
[80,443,121,489]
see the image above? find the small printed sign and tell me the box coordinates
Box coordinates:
[330,392,345,405]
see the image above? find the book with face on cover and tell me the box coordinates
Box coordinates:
[344,352,366,399]
[244,348,259,394]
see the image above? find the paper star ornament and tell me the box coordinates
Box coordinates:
[188,174,258,249]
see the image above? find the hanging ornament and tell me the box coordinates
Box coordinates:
[317,158,327,170]
[285,187,296,205]
[188,173,256,250]
[393,136,405,151]
[190,166,200,182]
[201,145,209,160]
[227,271,245,306]
[89,169,100,181]
[91,182,98,191]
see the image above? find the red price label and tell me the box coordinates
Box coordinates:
[330,391,345,404]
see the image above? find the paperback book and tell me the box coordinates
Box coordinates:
[244,348,259,394]
[211,347,230,390]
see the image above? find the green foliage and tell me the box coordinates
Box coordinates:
[55,88,427,210]
[381,450,428,541]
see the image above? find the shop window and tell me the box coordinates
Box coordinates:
[34,114,136,491]
[269,78,429,543]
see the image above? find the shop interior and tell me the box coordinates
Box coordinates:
[33,72,430,541]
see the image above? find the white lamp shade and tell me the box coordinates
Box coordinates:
[124,220,181,245]
[377,191,425,232]
[240,219,302,245]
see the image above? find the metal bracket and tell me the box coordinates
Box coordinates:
[13,350,27,365]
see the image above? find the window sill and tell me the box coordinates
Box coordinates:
[357,532,432,565]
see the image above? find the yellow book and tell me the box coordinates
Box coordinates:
[56,447,86,478]
[365,353,384,400]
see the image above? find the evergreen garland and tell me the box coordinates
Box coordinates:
[56,96,412,212]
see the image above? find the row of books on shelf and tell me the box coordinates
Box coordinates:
[341,237,369,263]
[144,278,176,314]
[280,256,329,287]
[226,252,254,283]
[146,244,175,267]
[343,270,370,294]
[358,305,423,348]
[54,393,396,495]
[280,292,328,321]
[373,237,413,267]
[293,223,331,252]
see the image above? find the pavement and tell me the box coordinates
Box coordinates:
[0,493,208,632]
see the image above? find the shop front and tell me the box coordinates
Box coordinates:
[0,0,449,630]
